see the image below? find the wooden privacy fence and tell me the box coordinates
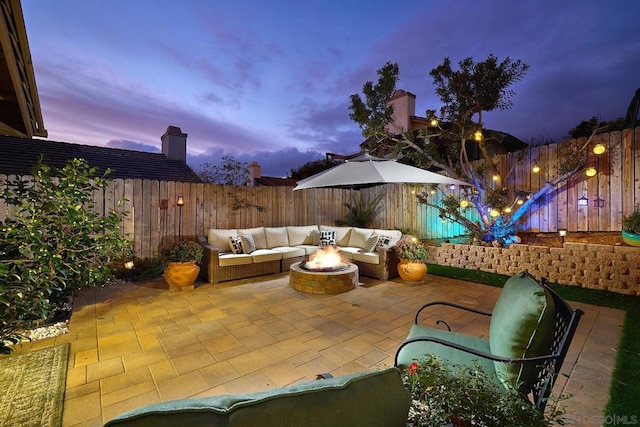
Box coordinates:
[1,127,638,259]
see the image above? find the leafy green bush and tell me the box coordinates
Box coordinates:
[622,206,640,234]
[403,355,566,426]
[336,193,384,227]
[160,240,203,263]
[0,158,130,353]
[396,236,430,262]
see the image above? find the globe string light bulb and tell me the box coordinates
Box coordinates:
[593,144,605,155]
[532,164,540,173]
[585,167,597,177]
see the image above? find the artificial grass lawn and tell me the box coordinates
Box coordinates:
[426,264,640,423]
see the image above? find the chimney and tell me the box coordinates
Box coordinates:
[385,90,416,134]
[161,126,187,162]
[248,161,261,186]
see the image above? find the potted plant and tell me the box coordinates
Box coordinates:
[622,207,640,247]
[160,240,204,291]
[396,235,429,282]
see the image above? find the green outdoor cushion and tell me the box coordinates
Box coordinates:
[395,325,500,387]
[104,368,410,427]
[489,271,556,390]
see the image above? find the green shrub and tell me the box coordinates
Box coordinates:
[622,206,640,234]
[403,355,567,426]
[0,158,130,353]
[113,256,167,282]
[159,240,203,263]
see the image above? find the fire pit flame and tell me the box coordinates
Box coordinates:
[301,246,348,272]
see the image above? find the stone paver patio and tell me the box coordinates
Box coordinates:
[16,272,624,426]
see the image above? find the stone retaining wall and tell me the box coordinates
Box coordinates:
[428,242,640,296]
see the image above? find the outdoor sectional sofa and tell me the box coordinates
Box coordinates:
[197,225,403,284]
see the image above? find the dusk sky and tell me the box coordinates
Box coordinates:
[22,1,640,178]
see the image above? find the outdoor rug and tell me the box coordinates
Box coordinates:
[0,343,69,427]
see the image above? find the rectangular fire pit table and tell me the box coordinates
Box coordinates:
[289,261,358,294]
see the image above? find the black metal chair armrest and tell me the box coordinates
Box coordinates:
[394,335,557,367]
[415,301,492,324]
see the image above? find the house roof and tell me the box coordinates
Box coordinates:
[254,176,297,187]
[0,0,47,138]
[0,135,202,182]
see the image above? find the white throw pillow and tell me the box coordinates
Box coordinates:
[265,227,289,248]
[348,227,374,248]
[228,235,243,254]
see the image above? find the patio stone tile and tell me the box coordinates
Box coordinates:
[102,390,160,425]
[172,348,216,375]
[148,359,177,383]
[74,348,99,367]
[222,370,280,394]
[275,337,312,357]
[122,347,168,371]
[356,347,390,368]
[102,379,156,407]
[101,366,154,394]
[201,360,242,387]
[320,343,364,366]
[294,355,340,379]
[66,365,87,388]
[156,330,199,350]
[64,380,100,401]
[86,357,125,382]
[238,331,278,351]
[262,360,305,387]
[157,371,211,401]
[62,390,102,426]
[228,349,275,376]
[201,333,244,354]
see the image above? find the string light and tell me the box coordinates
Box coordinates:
[460,199,469,208]
[474,130,483,141]
[489,209,500,218]
[430,118,438,127]
[532,164,540,173]
[585,167,597,177]
[516,199,524,205]
[492,174,500,181]
[593,144,606,155]
[504,206,512,213]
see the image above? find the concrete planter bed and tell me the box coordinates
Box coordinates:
[428,242,640,296]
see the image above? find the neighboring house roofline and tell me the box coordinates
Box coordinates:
[0,0,47,138]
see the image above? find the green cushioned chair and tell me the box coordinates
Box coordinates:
[394,271,583,410]
[104,368,410,427]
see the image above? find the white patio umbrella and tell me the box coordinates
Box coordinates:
[293,158,470,191]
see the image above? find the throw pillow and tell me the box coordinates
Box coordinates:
[376,234,392,249]
[310,229,321,246]
[228,235,244,254]
[362,234,380,253]
[319,230,336,246]
[240,234,256,254]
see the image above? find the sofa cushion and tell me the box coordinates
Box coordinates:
[250,249,282,263]
[265,227,289,248]
[239,227,267,249]
[320,225,352,246]
[296,245,319,255]
[218,253,253,267]
[319,230,336,246]
[208,228,239,251]
[104,368,411,427]
[239,234,257,254]
[270,247,306,259]
[287,225,319,246]
[228,235,243,254]
[348,227,375,248]
[489,271,556,390]
[353,251,380,265]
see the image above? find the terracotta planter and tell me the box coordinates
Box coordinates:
[164,261,200,291]
[397,259,427,282]
[622,230,640,247]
